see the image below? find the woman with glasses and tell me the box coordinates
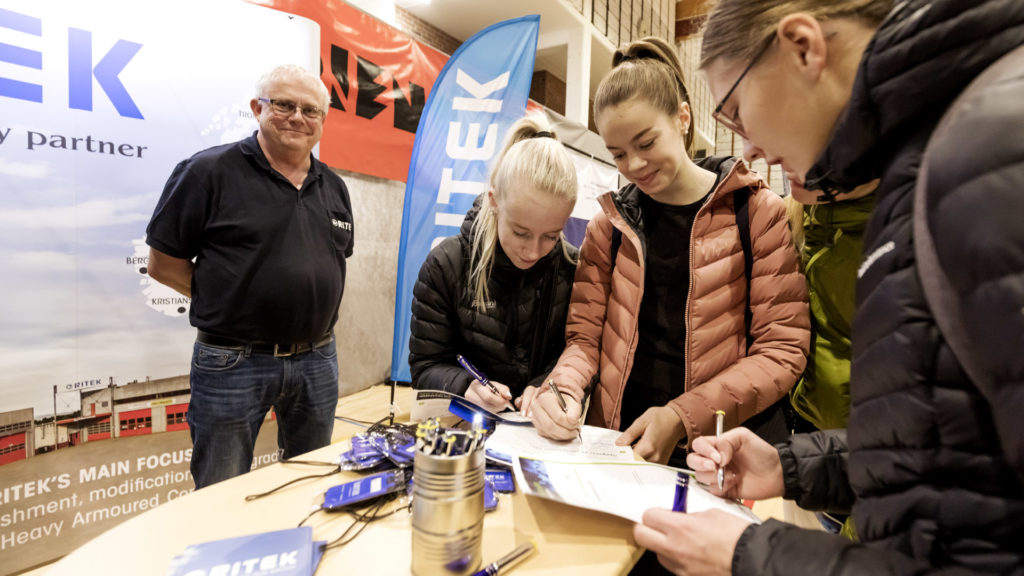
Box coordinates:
[632,0,1024,574]
[524,36,809,473]
[408,114,579,414]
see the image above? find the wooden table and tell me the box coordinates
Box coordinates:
[44,384,643,575]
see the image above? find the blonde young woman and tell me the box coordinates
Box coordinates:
[408,115,578,413]
[634,0,1024,574]
[523,37,809,467]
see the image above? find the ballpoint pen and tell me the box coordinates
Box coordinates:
[471,539,537,576]
[547,379,583,443]
[715,410,725,490]
[456,354,517,412]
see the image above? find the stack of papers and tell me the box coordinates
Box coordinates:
[166,527,326,576]
[486,423,759,525]
[486,423,635,464]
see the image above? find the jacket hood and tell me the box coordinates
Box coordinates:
[805,0,1024,196]
[611,155,764,227]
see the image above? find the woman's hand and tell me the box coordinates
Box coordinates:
[686,427,785,500]
[633,508,751,575]
[516,384,542,416]
[616,406,685,464]
[528,386,582,441]
[464,379,513,413]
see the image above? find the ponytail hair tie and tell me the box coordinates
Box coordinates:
[532,131,555,139]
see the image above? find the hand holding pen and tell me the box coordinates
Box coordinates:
[456,354,517,413]
[540,379,581,440]
[714,410,725,490]
[683,425,787,501]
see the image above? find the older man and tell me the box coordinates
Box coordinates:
[146,64,354,488]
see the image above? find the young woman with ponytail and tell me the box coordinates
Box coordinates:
[527,36,809,467]
[408,114,579,413]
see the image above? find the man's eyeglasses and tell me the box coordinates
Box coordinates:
[711,34,776,139]
[257,97,325,120]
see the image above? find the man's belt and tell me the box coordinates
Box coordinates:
[196,330,333,357]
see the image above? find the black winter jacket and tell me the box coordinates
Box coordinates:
[734,1,1024,574]
[409,203,578,397]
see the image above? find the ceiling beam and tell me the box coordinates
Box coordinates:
[674,0,710,41]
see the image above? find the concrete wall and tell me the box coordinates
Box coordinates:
[332,168,406,397]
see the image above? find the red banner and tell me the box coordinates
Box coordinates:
[249,0,448,181]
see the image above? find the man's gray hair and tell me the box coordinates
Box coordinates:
[255,64,330,114]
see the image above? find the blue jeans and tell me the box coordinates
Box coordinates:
[187,337,339,488]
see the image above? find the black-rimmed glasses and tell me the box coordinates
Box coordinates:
[257,97,325,120]
[711,34,776,139]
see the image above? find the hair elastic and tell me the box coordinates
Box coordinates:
[532,131,554,139]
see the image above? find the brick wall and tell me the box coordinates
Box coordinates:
[531,71,567,116]
[394,6,462,56]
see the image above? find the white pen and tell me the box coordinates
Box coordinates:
[715,410,725,490]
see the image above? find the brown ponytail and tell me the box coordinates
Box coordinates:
[594,36,694,155]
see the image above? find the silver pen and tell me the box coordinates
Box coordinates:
[715,410,725,490]
[547,379,582,443]
[471,539,536,576]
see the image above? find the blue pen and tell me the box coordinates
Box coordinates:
[456,354,516,412]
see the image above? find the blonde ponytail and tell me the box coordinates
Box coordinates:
[469,114,578,312]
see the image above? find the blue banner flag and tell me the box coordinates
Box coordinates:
[389,15,540,384]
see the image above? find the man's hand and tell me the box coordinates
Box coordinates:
[147,247,193,297]
[633,508,751,575]
[615,406,685,464]
[686,427,785,500]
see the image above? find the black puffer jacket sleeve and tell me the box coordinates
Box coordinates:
[408,237,473,394]
[733,431,981,575]
[778,430,853,513]
[733,521,977,576]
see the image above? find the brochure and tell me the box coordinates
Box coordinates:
[166,526,325,576]
[512,457,761,525]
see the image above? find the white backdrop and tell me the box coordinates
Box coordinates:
[0,0,318,419]
[0,1,319,570]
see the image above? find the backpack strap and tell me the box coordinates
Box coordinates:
[734,187,754,350]
[609,226,622,271]
[734,185,792,442]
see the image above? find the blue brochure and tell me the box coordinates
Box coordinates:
[167,526,324,576]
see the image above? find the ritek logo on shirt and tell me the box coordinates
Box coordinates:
[331,218,352,231]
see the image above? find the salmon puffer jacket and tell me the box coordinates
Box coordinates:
[548,156,810,442]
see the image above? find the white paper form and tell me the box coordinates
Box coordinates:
[486,423,635,463]
[512,458,761,525]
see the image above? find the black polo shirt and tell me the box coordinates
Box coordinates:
[146,132,354,343]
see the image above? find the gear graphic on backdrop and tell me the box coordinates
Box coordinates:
[131,237,190,317]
